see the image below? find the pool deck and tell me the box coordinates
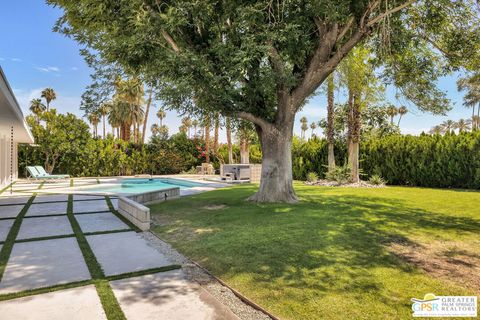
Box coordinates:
[0,175,229,198]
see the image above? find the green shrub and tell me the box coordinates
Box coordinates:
[306,172,319,182]
[368,174,386,185]
[325,164,352,184]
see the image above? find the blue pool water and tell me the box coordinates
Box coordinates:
[84,178,203,194]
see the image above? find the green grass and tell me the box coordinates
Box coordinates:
[150,183,480,320]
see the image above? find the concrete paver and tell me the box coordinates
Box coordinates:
[17,216,73,240]
[73,199,109,213]
[76,212,129,233]
[26,202,67,216]
[110,270,239,320]
[111,198,118,210]
[0,204,24,219]
[0,238,91,294]
[0,190,238,319]
[0,196,30,205]
[87,232,171,276]
[74,195,105,201]
[0,285,107,320]
[33,194,69,203]
[0,219,14,242]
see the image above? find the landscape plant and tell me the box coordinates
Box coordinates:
[50,0,480,202]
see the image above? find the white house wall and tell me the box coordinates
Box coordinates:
[0,130,18,190]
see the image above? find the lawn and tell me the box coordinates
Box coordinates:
[149,184,480,320]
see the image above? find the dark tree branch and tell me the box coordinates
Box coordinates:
[292,27,367,112]
[367,0,416,27]
[237,111,273,131]
[337,17,355,42]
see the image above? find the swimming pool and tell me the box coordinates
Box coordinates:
[82,178,204,194]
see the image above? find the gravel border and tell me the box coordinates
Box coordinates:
[305,179,386,188]
[141,232,272,320]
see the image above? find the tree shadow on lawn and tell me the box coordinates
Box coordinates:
[159,191,480,303]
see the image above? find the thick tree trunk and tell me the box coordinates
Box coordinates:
[240,137,249,164]
[327,75,335,171]
[226,117,233,163]
[348,140,360,183]
[347,93,361,183]
[248,125,297,203]
[121,123,131,141]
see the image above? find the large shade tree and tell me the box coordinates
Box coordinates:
[51,0,480,202]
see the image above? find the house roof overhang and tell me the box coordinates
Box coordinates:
[0,66,34,144]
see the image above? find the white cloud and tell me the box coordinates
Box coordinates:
[71,67,78,71]
[0,57,4,61]
[11,58,22,62]
[35,66,60,73]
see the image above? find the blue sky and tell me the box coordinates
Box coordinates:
[0,1,470,141]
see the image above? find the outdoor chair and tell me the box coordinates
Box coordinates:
[26,166,70,180]
[35,166,70,179]
[26,166,56,180]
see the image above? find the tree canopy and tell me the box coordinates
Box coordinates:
[49,0,480,202]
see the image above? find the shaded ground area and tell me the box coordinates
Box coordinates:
[150,184,480,320]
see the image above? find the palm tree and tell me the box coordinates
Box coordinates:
[114,77,144,141]
[310,122,317,138]
[98,102,112,138]
[181,117,192,138]
[386,104,398,124]
[457,74,480,130]
[225,117,233,163]
[326,73,335,171]
[156,109,166,126]
[397,106,408,126]
[440,119,456,134]
[203,115,211,163]
[192,119,199,138]
[87,112,100,138]
[429,125,443,135]
[41,88,56,111]
[301,122,309,139]
[213,113,220,153]
[29,98,46,123]
[132,103,145,143]
[141,87,153,144]
[300,116,308,139]
[108,103,122,139]
[455,119,471,132]
[151,123,159,136]
[158,125,169,139]
[473,115,480,130]
[179,124,187,134]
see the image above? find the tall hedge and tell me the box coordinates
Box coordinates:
[291,131,480,189]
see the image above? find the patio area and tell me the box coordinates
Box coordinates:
[0,191,241,319]
[1,175,226,198]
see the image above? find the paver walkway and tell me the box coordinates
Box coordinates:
[0,193,238,319]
